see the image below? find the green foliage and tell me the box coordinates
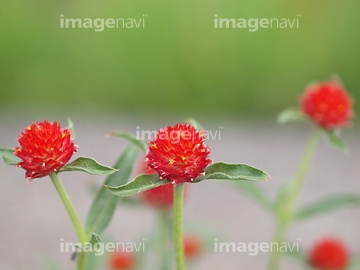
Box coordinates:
[277,108,307,124]
[233,181,272,211]
[59,157,117,175]
[194,162,270,182]
[108,162,270,197]
[186,118,204,131]
[106,174,168,197]
[324,130,348,152]
[67,118,76,139]
[295,195,360,221]
[85,145,139,235]
[111,131,148,152]
[0,148,20,165]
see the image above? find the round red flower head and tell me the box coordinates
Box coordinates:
[309,238,349,270]
[299,81,353,130]
[14,120,77,182]
[145,123,211,184]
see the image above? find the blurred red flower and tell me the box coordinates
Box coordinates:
[141,183,175,209]
[14,120,77,181]
[299,82,353,130]
[309,238,349,270]
[184,234,202,259]
[109,251,135,270]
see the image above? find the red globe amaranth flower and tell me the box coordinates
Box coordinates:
[14,120,77,181]
[109,252,135,270]
[309,238,349,270]
[299,82,353,130]
[145,124,211,184]
[183,235,202,259]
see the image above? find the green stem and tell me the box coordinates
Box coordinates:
[287,132,319,218]
[268,222,288,270]
[174,183,185,270]
[50,173,88,270]
[268,133,319,270]
[158,210,172,270]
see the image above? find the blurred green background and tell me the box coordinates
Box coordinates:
[1,0,359,117]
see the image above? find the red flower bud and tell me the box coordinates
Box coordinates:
[14,120,77,182]
[145,124,211,184]
[299,81,353,130]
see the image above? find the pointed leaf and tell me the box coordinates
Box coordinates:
[85,145,139,235]
[277,108,307,124]
[59,157,117,175]
[186,118,204,131]
[106,174,168,197]
[295,194,360,221]
[111,131,148,152]
[67,117,76,139]
[0,148,21,165]
[89,233,101,246]
[324,131,348,152]
[233,181,272,211]
[194,162,270,182]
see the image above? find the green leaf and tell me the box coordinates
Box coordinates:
[194,162,270,182]
[233,181,272,211]
[85,145,139,235]
[350,256,360,269]
[89,233,101,246]
[186,118,204,131]
[111,131,148,152]
[0,148,21,165]
[324,130,348,152]
[85,236,111,270]
[78,233,101,252]
[295,194,360,221]
[59,157,117,175]
[106,174,168,197]
[277,108,307,124]
[67,117,76,139]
